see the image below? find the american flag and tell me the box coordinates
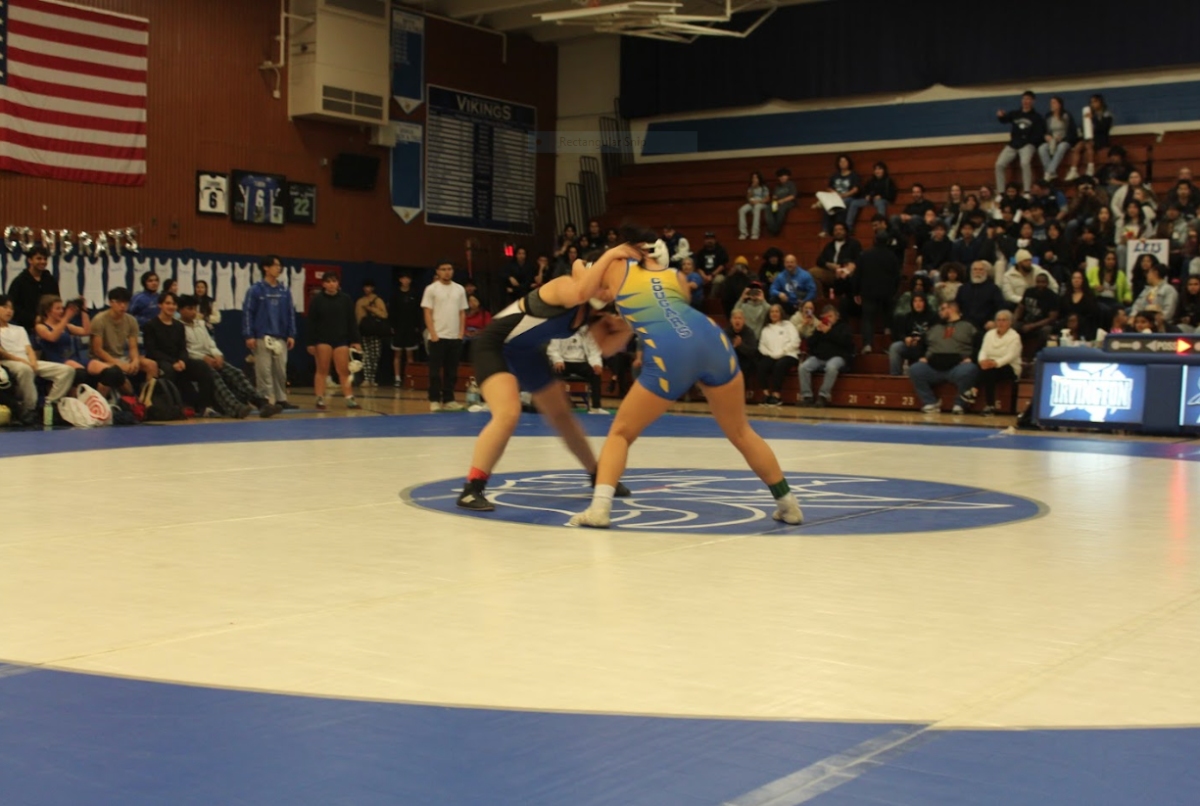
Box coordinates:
[0,0,149,186]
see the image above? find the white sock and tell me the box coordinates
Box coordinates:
[592,484,616,515]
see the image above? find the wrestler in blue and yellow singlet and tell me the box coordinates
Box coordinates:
[615,258,740,399]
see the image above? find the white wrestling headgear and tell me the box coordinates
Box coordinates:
[643,239,669,267]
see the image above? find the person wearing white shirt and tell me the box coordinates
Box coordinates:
[976,309,1022,416]
[421,261,468,411]
[0,294,76,423]
[179,295,275,418]
[756,304,801,406]
[547,324,606,413]
[1001,249,1060,306]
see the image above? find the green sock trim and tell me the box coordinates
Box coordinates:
[769,479,790,499]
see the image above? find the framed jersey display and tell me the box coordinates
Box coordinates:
[196,171,229,216]
[287,183,317,224]
[231,170,287,226]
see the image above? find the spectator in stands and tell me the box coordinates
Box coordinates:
[354,279,388,387]
[0,294,76,424]
[1060,177,1107,240]
[1024,202,1049,242]
[872,213,906,261]
[1176,275,1200,333]
[757,304,800,406]
[586,220,603,246]
[1037,220,1071,286]
[1117,202,1156,276]
[1130,262,1178,322]
[1112,170,1158,227]
[90,287,156,393]
[1038,96,1078,181]
[576,234,594,255]
[193,279,219,328]
[888,291,938,375]
[144,291,217,414]
[957,261,1006,333]
[1131,310,1157,334]
[548,325,606,414]
[1030,179,1064,220]
[818,154,860,237]
[695,232,729,293]
[1097,145,1132,196]
[7,245,58,332]
[978,185,1000,219]
[1002,248,1059,307]
[1088,249,1131,324]
[307,272,361,411]
[463,294,492,359]
[814,222,862,301]
[934,263,964,307]
[505,247,533,303]
[976,310,1022,415]
[798,304,853,407]
[34,295,90,372]
[769,254,816,316]
[941,184,965,234]
[909,300,979,414]
[1170,182,1198,220]
[604,228,620,249]
[553,224,577,260]
[847,232,901,355]
[721,255,754,315]
[734,281,770,337]
[890,183,937,243]
[738,171,769,240]
[1014,272,1059,353]
[179,295,272,419]
[846,161,896,233]
[682,257,706,308]
[760,247,785,285]
[552,244,580,280]
[916,220,952,281]
[1094,204,1117,250]
[128,271,161,326]
[1069,93,1113,180]
[995,91,1045,194]
[1157,204,1190,275]
[724,309,759,384]
[1059,270,1101,341]
[791,299,818,341]
[892,274,932,325]
[1072,225,1105,271]
[764,168,797,236]
[661,224,691,269]
[1109,307,1130,334]
[950,219,987,266]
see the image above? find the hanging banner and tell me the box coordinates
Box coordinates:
[390,122,424,224]
[391,7,425,114]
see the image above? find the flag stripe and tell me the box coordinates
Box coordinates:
[0,113,146,147]
[0,154,145,186]
[8,34,149,72]
[11,61,148,97]
[0,140,146,174]
[7,46,148,84]
[0,98,146,136]
[7,19,149,57]
[0,127,146,160]
[10,4,150,44]
[0,87,147,124]
[12,0,149,32]
[8,75,146,110]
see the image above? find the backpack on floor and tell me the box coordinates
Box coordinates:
[142,377,186,421]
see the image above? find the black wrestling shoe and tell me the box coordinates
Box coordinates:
[456,480,494,511]
[590,472,631,497]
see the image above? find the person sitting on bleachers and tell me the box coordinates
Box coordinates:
[956,261,1006,333]
[892,275,932,325]
[1176,276,1200,333]
[733,281,770,337]
[950,219,988,266]
[1097,145,1132,197]
[737,171,769,240]
[34,296,90,374]
[144,291,216,415]
[179,295,273,419]
[764,168,797,237]
[798,305,854,408]
[909,301,979,415]
[934,263,964,307]
[721,255,755,316]
[994,91,1044,194]
[976,310,1022,416]
[90,287,156,394]
[889,183,936,244]
[940,183,965,234]
[724,309,759,389]
[818,154,861,237]
[682,257,707,308]
[1130,263,1179,323]
[1037,96,1078,182]
[0,294,76,425]
[1014,272,1060,354]
[813,222,862,301]
[791,299,818,341]
[888,292,939,376]
[694,232,729,295]
[1111,170,1158,229]
[756,304,800,407]
[661,224,691,270]
[128,271,162,327]
[547,325,606,414]
[1157,204,1191,275]
[1060,176,1107,241]
[769,254,816,316]
[845,161,896,233]
[916,220,952,282]
[1002,249,1060,308]
[1024,203,1051,241]
[1030,179,1064,220]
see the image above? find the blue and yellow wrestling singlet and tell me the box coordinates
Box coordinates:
[616,259,739,399]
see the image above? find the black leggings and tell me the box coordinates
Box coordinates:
[757,355,799,394]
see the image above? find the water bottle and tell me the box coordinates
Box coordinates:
[43,401,54,427]
[466,376,481,406]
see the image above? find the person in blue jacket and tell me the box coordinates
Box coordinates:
[128,271,161,325]
[242,254,296,413]
[768,254,817,315]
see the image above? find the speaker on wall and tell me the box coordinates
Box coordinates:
[332,153,380,190]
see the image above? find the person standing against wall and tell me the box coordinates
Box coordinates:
[242,255,297,411]
[422,261,468,411]
[354,279,388,387]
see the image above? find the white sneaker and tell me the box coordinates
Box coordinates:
[921,403,940,414]
[443,401,464,411]
[772,495,804,525]
[394,379,403,388]
[430,402,442,412]
[861,345,872,354]
[951,404,965,415]
[587,407,610,415]
[1064,167,1079,182]
[468,403,489,413]
[1045,171,1056,181]
[569,507,611,528]
[738,234,748,240]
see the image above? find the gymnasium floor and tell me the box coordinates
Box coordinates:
[2,388,1198,805]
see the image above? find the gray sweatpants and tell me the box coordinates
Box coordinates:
[254,340,288,404]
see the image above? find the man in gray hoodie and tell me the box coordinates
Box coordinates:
[908,300,980,414]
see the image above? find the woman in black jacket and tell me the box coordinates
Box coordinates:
[888,292,939,375]
[845,161,897,233]
[307,272,361,410]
